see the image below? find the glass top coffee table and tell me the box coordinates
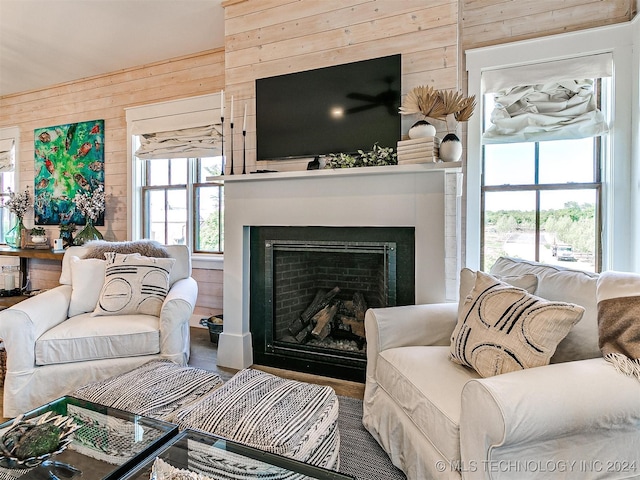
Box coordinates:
[0,396,178,479]
[121,429,353,480]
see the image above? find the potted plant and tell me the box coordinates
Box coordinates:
[29,227,47,244]
[59,223,77,248]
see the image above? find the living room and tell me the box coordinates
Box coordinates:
[0,1,639,479]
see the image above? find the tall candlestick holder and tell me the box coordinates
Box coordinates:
[220,116,225,176]
[229,122,235,175]
[242,129,247,174]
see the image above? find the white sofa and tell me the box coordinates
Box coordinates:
[363,257,640,480]
[0,244,198,418]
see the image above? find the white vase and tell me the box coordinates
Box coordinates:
[408,120,436,139]
[439,133,462,162]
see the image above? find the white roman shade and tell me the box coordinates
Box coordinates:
[0,138,15,172]
[482,53,612,144]
[134,124,222,159]
[127,94,223,160]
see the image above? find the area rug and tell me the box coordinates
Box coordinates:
[337,395,406,480]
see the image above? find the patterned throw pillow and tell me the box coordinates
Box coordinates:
[93,252,176,317]
[450,271,585,377]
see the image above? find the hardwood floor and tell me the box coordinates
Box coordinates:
[189,327,365,399]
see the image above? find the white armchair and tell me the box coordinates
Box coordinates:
[363,258,640,480]
[0,244,198,417]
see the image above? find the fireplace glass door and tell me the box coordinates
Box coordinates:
[264,240,396,368]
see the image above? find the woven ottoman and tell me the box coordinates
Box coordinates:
[174,368,341,470]
[72,359,225,422]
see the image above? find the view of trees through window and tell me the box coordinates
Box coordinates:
[142,155,224,254]
[481,111,601,273]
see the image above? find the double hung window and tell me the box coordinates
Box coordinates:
[127,94,224,255]
[139,155,224,253]
[478,57,611,273]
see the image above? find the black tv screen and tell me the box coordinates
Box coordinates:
[256,55,401,160]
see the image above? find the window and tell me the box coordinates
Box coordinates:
[480,79,607,273]
[465,26,635,272]
[0,131,17,243]
[139,154,224,253]
[126,93,224,256]
[482,138,602,272]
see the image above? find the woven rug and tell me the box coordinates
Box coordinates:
[336,396,406,480]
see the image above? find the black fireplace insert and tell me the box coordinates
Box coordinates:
[250,226,415,382]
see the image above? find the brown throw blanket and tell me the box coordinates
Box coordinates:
[596,271,640,380]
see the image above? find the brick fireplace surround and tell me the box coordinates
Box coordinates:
[217,163,462,372]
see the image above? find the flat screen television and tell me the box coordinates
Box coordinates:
[256,54,401,161]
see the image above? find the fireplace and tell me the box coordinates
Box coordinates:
[250,226,415,381]
[217,165,461,377]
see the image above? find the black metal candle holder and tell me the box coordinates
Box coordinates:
[242,130,247,174]
[230,122,235,175]
[220,116,225,176]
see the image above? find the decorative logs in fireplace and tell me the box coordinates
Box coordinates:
[288,287,368,347]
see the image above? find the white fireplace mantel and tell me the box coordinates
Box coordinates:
[216,163,462,370]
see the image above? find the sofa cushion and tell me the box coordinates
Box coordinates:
[68,256,106,317]
[93,252,175,317]
[451,271,585,377]
[490,256,599,363]
[376,345,480,464]
[459,267,537,316]
[35,313,160,365]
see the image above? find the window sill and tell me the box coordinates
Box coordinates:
[192,253,223,270]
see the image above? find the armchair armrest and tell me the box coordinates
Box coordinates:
[365,303,458,394]
[460,358,640,479]
[0,285,72,372]
[159,276,198,362]
[365,303,458,352]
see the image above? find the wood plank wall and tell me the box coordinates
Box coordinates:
[223,0,459,173]
[0,49,225,316]
[462,0,634,51]
[0,0,634,314]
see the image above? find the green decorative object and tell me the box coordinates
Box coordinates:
[74,219,103,246]
[4,218,24,248]
[325,143,397,169]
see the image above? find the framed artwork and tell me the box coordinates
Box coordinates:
[33,119,105,225]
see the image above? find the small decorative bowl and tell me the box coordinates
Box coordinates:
[0,411,79,469]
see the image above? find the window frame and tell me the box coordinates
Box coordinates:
[139,156,224,254]
[465,22,634,272]
[480,138,603,271]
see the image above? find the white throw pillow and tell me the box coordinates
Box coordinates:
[93,252,176,317]
[68,256,106,317]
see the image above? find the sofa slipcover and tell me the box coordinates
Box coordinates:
[0,244,197,417]
[363,257,640,480]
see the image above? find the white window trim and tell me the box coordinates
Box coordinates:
[125,93,224,269]
[465,19,636,272]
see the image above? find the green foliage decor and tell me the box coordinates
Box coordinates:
[325,143,397,169]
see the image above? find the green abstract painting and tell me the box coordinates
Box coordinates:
[34,119,105,225]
